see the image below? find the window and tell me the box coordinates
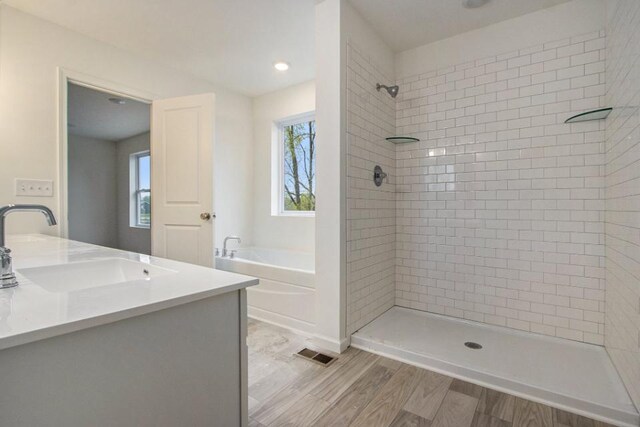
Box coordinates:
[274,114,316,215]
[131,151,151,228]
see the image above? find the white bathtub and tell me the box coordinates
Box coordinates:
[215,247,315,333]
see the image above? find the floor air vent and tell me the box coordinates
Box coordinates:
[295,348,336,366]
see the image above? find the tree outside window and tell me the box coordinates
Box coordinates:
[282,119,315,212]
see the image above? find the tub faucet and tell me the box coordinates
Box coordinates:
[223,235,241,257]
[0,204,57,289]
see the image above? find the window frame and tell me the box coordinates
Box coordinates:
[130,150,151,229]
[272,112,316,217]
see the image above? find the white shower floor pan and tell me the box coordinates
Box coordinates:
[351,307,638,427]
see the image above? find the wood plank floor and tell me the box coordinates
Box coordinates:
[247,319,616,427]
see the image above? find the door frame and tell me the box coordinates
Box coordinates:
[56,68,155,238]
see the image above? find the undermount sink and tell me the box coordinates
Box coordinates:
[17,258,177,293]
[9,235,47,243]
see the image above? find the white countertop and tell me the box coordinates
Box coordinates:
[0,234,258,350]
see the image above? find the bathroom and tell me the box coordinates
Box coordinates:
[0,0,639,426]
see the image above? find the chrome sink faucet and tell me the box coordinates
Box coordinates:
[222,235,241,257]
[0,204,57,289]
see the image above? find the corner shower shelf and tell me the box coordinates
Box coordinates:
[564,107,612,123]
[386,136,420,144]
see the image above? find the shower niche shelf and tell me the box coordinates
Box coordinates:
[386,136,420,144]
[564,107,612,123]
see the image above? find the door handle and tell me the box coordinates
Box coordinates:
[200,212,213,221]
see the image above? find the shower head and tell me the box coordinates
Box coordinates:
[376,83,399,98]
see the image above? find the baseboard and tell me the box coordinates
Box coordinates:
[311,333,350,354]
[247,306,316,336]
[247,307,350,354]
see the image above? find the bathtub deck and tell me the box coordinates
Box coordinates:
[247,318,617,427]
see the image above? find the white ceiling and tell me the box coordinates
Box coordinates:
[68,83,150,141]
[348,0,572,52]
[4,0,316,97]
[5,0,572,96]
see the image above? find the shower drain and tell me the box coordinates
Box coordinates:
[464,341,483,350]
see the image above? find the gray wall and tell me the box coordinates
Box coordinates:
[68,132,151,254]
[68,135,118,247]
[116,132,151,254]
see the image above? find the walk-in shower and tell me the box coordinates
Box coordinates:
[346,2,640,420]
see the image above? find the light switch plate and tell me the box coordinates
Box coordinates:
[15,179,54,197]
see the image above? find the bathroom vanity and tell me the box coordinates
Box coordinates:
[0,235,258,427]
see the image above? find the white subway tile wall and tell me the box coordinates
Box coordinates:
[346,42,397,334]
[604,0,640,410]
[394,31,607,344]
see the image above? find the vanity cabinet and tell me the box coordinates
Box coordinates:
[0,289,249,427]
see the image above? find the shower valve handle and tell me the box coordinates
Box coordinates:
[373,165,387,187]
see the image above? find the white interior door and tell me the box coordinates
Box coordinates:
[151,93,215,267]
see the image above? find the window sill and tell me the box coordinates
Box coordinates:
[130,224,151,230]
[272,211,315,218]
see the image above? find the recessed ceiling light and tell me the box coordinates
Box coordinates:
[108,97,126,105]
[462,0,490,8]
[273,61,290,71]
